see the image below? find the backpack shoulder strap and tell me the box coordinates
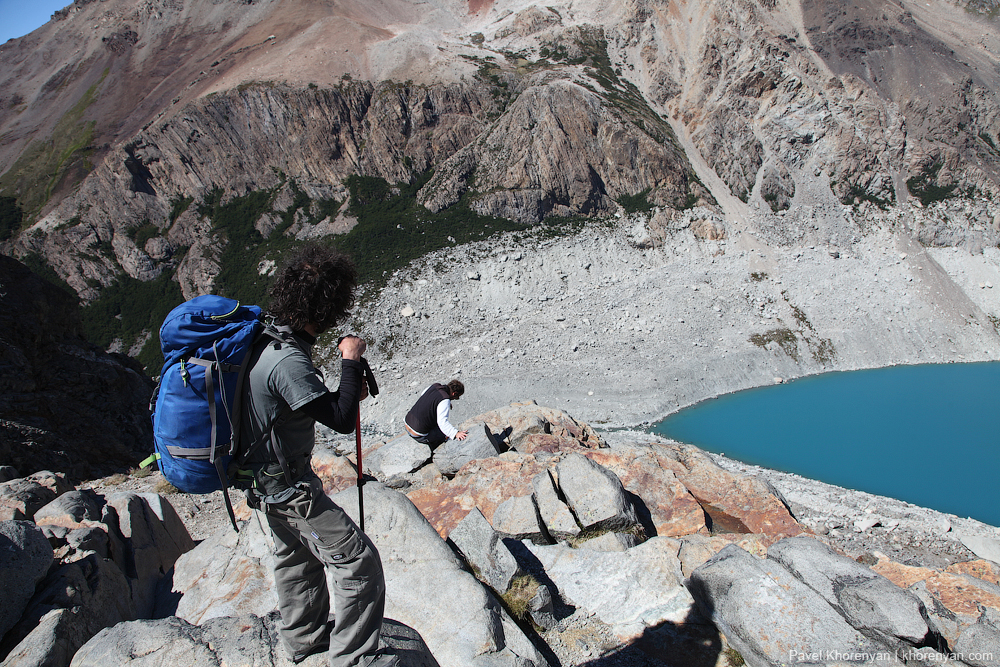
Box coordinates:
[227,325,288,457]
[220,324,288,532]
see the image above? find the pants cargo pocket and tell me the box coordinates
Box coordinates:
[313,526,366,567]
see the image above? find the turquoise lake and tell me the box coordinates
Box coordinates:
[650,362,1000,528]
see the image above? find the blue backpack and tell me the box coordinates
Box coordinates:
[144,295,280,529]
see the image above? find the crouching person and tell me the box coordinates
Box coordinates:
[238,244,397,667]
[403,379,468,449]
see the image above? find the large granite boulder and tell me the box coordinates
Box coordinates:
[365,434,431,479]
[332,483,546,667]
[168,503,277,623]
[688,544,892,667]
[768,536,933,647]
[554,452,639,533]
[526,536,695,639]
[531,470,579,540]
[491,492,546,541]
[0,521,53,640]
[0,553,136,666]
[955,622,1000,667]
[449,507,521,593]
[105,492,194,618]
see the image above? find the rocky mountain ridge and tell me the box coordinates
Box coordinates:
[3,0,1000,324]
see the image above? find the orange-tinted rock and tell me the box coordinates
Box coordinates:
[873,555,1000,644]
[584,449,707,538]
[650,443,804,540]
[312,451,361,495]
[945,559,1000,587]
[407,454,550,538]
[517,433,591,456]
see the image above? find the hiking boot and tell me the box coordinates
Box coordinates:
[290,640,329,664]
[289,620,333,664]
[365,651,400,667]
[290,638,330,664]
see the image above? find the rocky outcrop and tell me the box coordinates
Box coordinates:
[0,0,999,346]
[418,78,696,221]
[688,544,892,666]
[3,402,1000,666]
[10,80,501,302]
[0,485,192,666]
[0,256,154,480]
[69,615,437,667]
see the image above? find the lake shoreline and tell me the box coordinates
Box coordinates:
[600,429,1000,571]
[648,361,1000,528]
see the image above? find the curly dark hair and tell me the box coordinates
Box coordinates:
[268,244,358,333]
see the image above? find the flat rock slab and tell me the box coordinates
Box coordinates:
[69,614,436,667]
[525,536,695,638]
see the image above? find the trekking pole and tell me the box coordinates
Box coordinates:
[354,356,379,533]
[355,408,365,532]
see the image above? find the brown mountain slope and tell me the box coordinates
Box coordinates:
[2,0,1000,315]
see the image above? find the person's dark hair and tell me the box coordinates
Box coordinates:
[269,244,358,333]
[447,379,464,399]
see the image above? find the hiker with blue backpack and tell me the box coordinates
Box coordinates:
[150,244,396,666]
[234,244,396,667]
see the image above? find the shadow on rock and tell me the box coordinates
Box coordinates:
[579,612,722,667]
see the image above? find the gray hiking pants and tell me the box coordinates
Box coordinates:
[264,474,386,667]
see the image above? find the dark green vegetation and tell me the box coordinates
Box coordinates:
[20,252,75,296]
[749,327,800,361]
[73,175,331,372]
[781,291,836,365]
[831,176,894,209]
[169,195,194,225]
[81,273,184,373]
[616,188,654,214]
[0,70,108,224]
[964,0,1000,18]
[0,196,23,241]
[128,221,160,249]
[338,172,532,288]
[69,170,542,374]
[906,161,957,207]
[569,29,679,148]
